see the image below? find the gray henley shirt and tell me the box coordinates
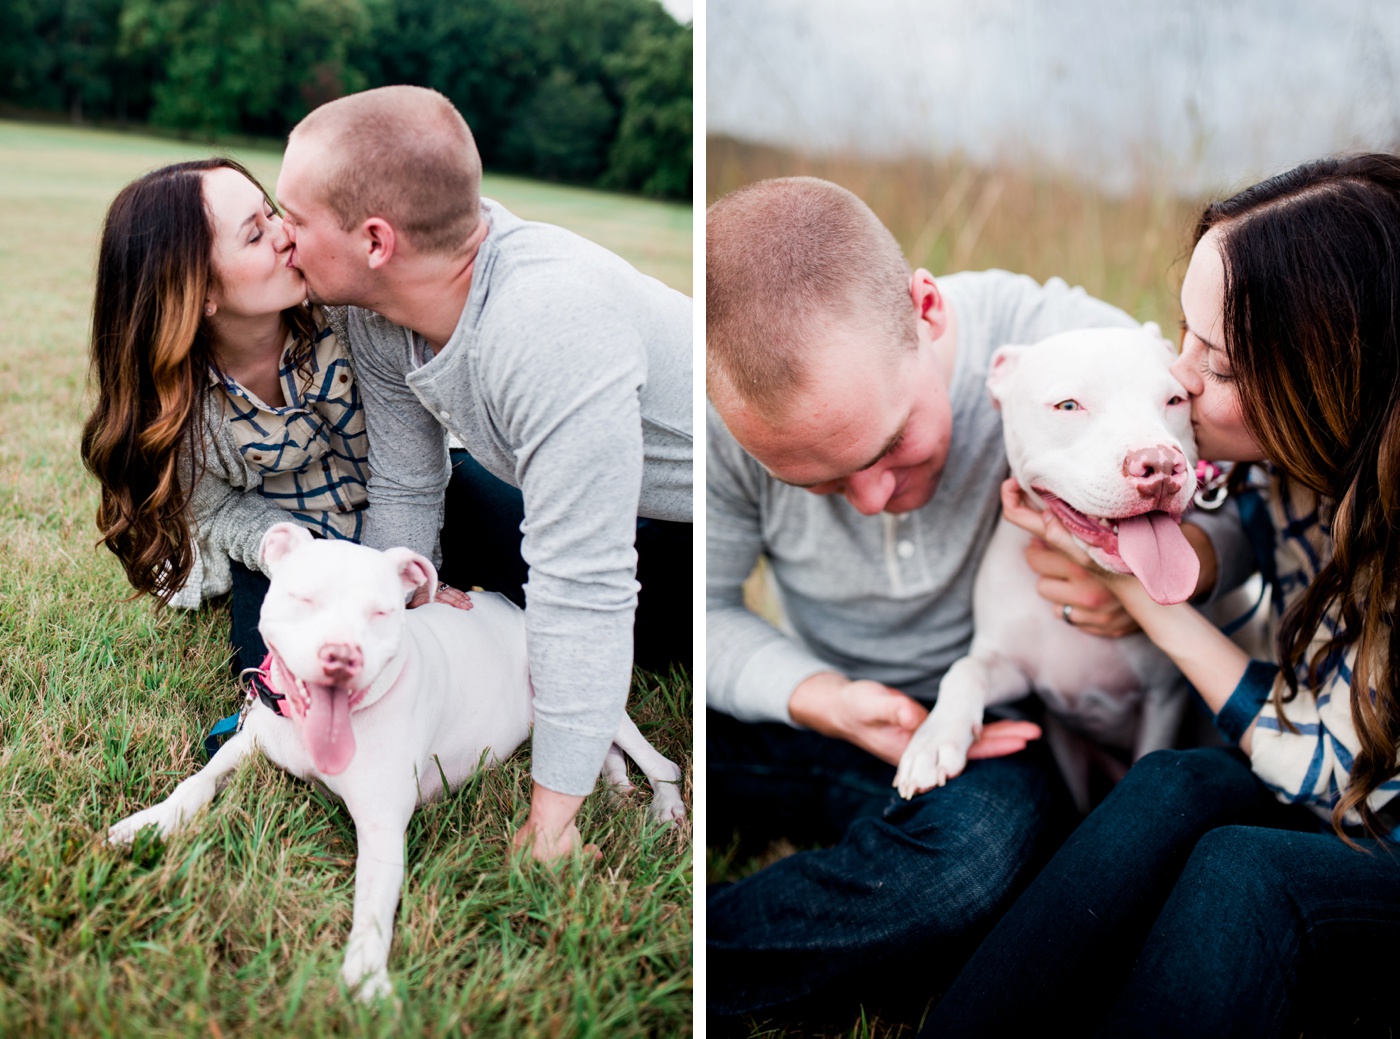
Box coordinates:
[349,198,692,796]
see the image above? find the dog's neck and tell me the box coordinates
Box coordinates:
[349,649,413,714]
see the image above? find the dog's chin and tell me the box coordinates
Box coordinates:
[266,652,370,775]
[293,679,365,775]
[1032,487,1200,605]
[1081,541,1134,575]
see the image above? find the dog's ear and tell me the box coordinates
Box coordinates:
[1141,322,1177,364]
[382,547,438,601]
[259,523,314,573]
[986,346,1028,409]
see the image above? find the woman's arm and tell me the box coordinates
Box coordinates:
[1003,478,1400,820]
[183,398,291,580]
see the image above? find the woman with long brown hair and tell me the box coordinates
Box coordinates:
[80,158,370,674]
[924,154,1400,1036]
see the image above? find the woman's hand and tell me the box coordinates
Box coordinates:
[999,479,1139,637]
[407,582,474,611]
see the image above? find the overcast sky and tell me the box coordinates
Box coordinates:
[708,0,1400,194]
[660,0,692,24]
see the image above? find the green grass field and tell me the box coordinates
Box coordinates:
[0,119,693,1038]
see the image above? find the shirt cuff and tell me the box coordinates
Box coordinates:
[729,638,837,727]
[1214,660,1279,744]
[531,716,615,797]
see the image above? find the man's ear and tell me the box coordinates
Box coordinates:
[910,269,950,341]
[363,217,397,271]
[260,522,313,573]
[986,346,1028,409]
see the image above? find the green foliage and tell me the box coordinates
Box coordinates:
[118,0,371,136]
[502,69,615,182]
[357,0,535,162]
[0,0,690,198]
[0,0,125,119]
[605,24,692,198]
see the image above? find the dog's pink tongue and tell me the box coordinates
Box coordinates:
[1117,512,1200,605]
[302,683,356,775]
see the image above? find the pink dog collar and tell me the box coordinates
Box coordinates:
[240,654,288,717]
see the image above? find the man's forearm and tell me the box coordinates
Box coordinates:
[527,595,635,796]
[706,601,835,725]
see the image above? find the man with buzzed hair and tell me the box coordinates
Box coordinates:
[706,177,1246,1017]
[276,85,692,862]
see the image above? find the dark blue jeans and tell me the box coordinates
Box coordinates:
[229,559,271,675]
[707,709,1073,1021]
[441,449,691,673]
[925,747,1400,1037]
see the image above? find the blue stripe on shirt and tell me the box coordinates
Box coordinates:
[1215,659,1280,744]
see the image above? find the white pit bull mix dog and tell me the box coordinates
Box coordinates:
[108,523,685,1000]
[894,325,1198,809]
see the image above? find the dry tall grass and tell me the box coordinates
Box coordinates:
[708,135,1212,330]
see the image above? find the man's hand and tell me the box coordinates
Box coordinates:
[512,784,599,864]
[788,672,1042,766]
[790,673,928,765]
[407,581,474,612]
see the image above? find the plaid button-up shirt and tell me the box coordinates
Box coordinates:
[1221,470,1400,830]
[211,320,369,541]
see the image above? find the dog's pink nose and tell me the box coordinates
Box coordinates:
[1124,445,1188,502]
[318,643,363,682]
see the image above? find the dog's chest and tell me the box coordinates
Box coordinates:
[974,521,1175,745]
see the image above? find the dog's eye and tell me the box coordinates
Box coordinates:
[1167,395,1185,405]
[1053,399,1081,411]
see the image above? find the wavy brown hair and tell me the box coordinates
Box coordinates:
[1198,153,1400,839]
[80,158,316,602]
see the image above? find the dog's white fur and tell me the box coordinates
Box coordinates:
[894,325,1198,809]
[108,524,685,1000]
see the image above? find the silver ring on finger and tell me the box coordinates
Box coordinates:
[1061,603,1074,625]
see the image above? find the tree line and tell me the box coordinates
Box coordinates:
[0,0,692,199]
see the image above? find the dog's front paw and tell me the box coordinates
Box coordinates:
[894,722,975,800]
[348,966,394,1004]
[342,938,394,1003]
[646,780,687,826]
[107,803,181,847]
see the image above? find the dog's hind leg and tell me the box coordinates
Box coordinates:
[610,715,685,824]
[601,745,635,792]
[107,724,258,846]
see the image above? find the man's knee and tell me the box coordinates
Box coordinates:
[861,758,1056,926]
